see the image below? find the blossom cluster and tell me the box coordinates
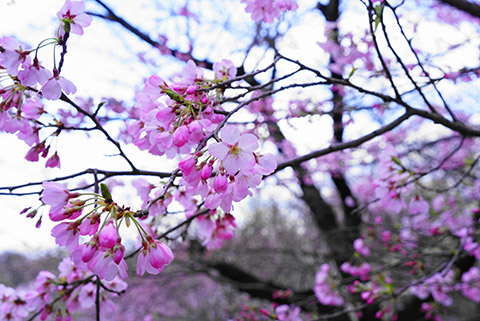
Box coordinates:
[0,0,92,168]
[241,0,298,23]
[128,58,277,246]
[0,257,126,321]
[313,263,344,306]
[41,181,174,281]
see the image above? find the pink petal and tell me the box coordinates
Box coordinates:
[238,133,258,152]
[42,79,62,100]
[237,152,256,171]
[208,142,228,159]
[223,155,240,175]
[59,76,77,95]
[220,125,240,145]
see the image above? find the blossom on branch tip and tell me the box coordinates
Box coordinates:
[0,36,30,76]
[57,0,92,36]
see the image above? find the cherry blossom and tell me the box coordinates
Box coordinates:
[137,237,174,276]
[41,69,77,101]
[213,59,237,81]
[208,125,259,175]
[57,0,93,36]
[313,263,344,306]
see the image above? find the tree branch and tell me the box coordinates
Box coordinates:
[439,0,480,19]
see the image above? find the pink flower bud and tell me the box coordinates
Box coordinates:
[81,242,97,263]
[201,164,213,180]
[178,155,196,175]
[113,243,125,265]
[186,85,196,95]
[99,222,117,249]
[213,174,228,193]
[172,125,189,147]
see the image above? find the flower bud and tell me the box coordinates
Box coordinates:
[99,222,117,249]
[172,125,189,147]
[213,174,228,193]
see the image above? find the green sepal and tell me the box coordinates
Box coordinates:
[162,88,184,104]
[62,19,71,34]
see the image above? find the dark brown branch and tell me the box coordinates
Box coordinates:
[439,0,480,18]
[274,111,413,173]
[59,93,137,171]
[0,168,175,194]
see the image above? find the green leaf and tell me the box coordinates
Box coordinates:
[374,16,380,32]
[347,67,357,79]
[373,3,385,32]
[100,183,112,202]
[375,4,384,17]
[391,156,402,166]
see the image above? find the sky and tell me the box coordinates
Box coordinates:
[0,0,329,253]
[2,0,479,255]
[0,0,159,253]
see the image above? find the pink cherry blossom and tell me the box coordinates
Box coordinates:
[276,0,299,12]
[213,174,229,193]
[79,213,100,235]
[242,0,281,23]
[21,98,45,119]
[25,142,46,162]
[200,162,214,180]
[275,304,302,321]
[354,238,371,257]
[208,125,259,175]
[51,221,81,250]
[17,59,50,87]
[45,152,61,168]
[41,69,77,101]
[41,181,79,209]
[313,263,344,306]
[57,0,92,36]
[80,239,98,263]
[87,250,128,281]
[49,199,84,222]
[213,59,237,81]
[0,36,30,76]
[178,154,197,175]
[172,125,190,147]
[461,266,480,303]
[201,214,237,250]
[136,237,174,276]
[408,195,430,214]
